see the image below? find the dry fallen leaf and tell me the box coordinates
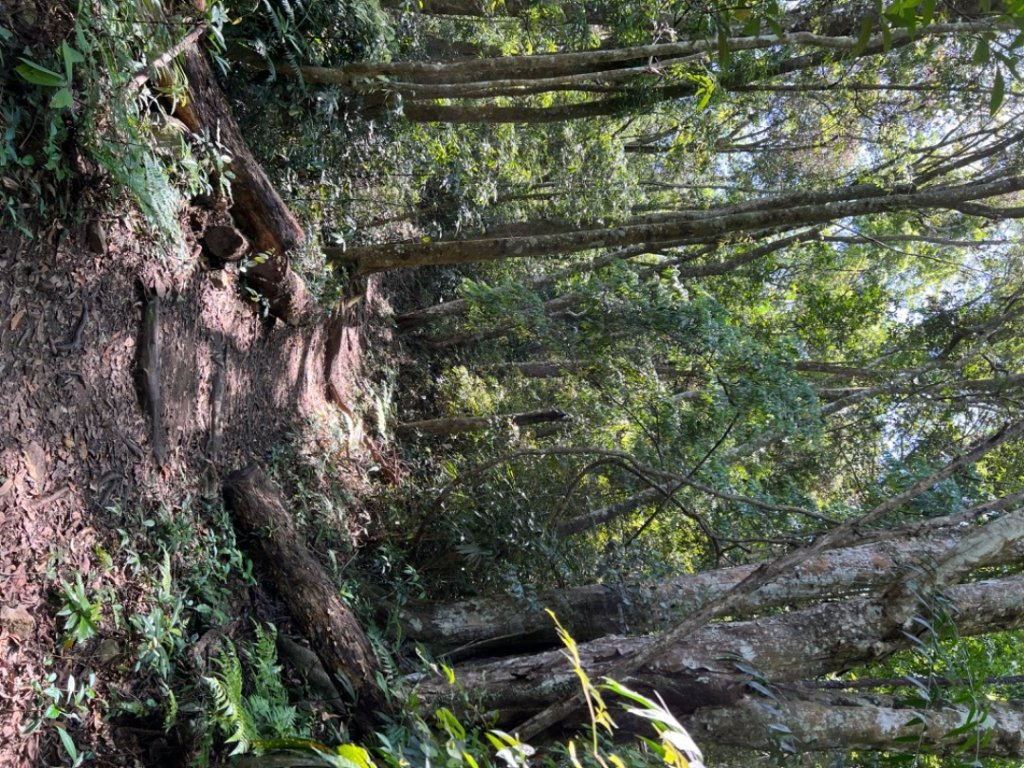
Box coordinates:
[9,309,25,331]
[23,441,47,486]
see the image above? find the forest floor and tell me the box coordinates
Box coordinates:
[0,202,392,764]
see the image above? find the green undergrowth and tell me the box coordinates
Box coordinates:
[2,0,231,250]
[32,494,255,764]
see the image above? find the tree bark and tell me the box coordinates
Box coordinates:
[335,176,1024,272]
[412,573,1024,725]
[222,464,386,728]
[399,512,1024,656]
[174,48,312,324]
[312,21,997,87]
[691,693,1024,758]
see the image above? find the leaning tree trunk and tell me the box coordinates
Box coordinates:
[410,572,1024,727]
[175,48,312,324]
[223,464,387,730]
[331,176,1024,272]
[397,509,1024,656]
[691,693,1024,758]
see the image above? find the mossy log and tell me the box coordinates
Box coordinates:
[223,464,387,728]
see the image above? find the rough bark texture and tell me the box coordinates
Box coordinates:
[691,694,1024,757]
[412,574,1024,724]
[174,48,312,324]
[338,176,1024,272]
[400,516,1024,656]
[223,464,386,726]
[317,21,994,86]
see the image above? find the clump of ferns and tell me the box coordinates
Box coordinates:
[204,623,300,755]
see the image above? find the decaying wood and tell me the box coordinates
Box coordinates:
[223,464,386,728]
[172,48,312,324]
[136,291,166,466]
[201,224,249,264]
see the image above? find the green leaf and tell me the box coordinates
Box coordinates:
[852,15,875,55]
[994,49,1021,80]
[15,58,65,87]
[880,17,893,51]
[973,36,991,66]
[0,25,13,42]
[56,726,78,762]
[335,744,376,768]
[50,89,73,109]
[921,0,936,25]
[717,24,731,71]
[990,69,1006,115]
[60,41,84,82]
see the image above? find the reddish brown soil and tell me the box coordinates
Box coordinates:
[0,211,383,765]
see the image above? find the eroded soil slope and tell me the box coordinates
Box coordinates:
[0,216,379,765]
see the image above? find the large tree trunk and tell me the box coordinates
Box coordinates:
[175,48,312,324]
[332,176,1024,272]
[223,464,387,729]
[296,19,1003,124]
[308,20,992,87]
[398,510,1024,656]
[411,573,1024,726]
[692,694,1024,758]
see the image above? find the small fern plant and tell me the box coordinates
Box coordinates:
[205,623,299,755]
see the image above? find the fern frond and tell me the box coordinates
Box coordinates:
[205,640,258,755]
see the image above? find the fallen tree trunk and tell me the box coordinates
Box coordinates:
[174,47,312,324]
[223,464,386,729]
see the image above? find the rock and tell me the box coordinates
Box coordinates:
[1,606,35,637]
[95,638,120,665]
[201,225,248,264]
[85,220,106,255]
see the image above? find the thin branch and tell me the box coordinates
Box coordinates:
[131,23,209,91]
